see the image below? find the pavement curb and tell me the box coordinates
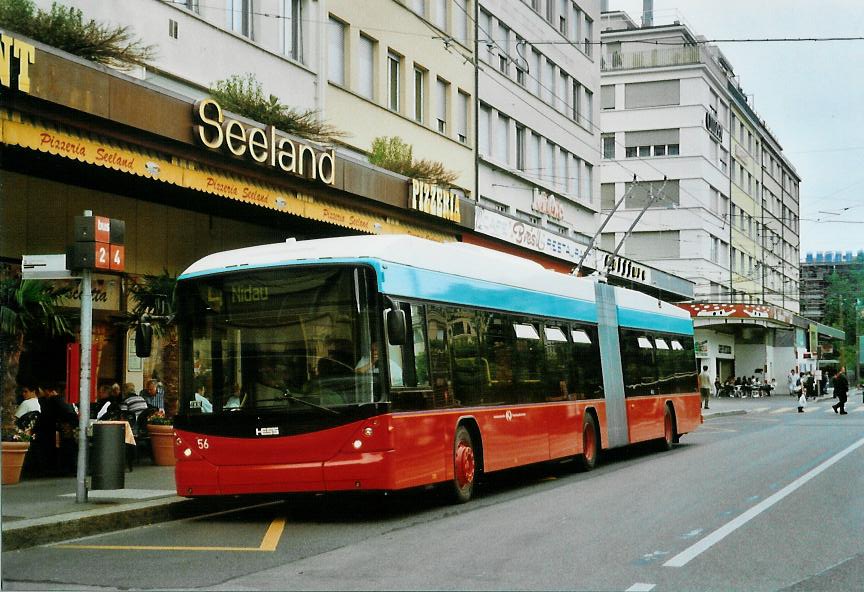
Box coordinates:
[703,409,747,419]
[2,497,240,551]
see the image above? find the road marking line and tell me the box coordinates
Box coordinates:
[259,517,286,551]
[664,436,864,568]
[770,408,792,414]
[626,584,655,592]
[752,407,770,413]
[56,516,287,553]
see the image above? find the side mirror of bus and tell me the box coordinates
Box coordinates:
[135,323,153,358]
[386,309,407,346]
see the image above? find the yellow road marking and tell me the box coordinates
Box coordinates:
[56,517,287,553]
[259,517,286,551]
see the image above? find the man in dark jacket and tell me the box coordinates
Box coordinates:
[831,367,849,415]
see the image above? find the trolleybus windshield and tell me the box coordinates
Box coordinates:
[176,266,381,416]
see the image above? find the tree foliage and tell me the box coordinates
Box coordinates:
[368,136,459,186]
[210,74,345,144]
[0,0,155,69]
[822,264,864,374]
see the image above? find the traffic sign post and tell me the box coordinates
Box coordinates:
[67,211,125,503]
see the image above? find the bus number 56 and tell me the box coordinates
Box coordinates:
[196,438,209,449]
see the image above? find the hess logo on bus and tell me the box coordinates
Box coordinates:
[256,427,279,436]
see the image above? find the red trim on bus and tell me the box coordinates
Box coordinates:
[174,393,700,497]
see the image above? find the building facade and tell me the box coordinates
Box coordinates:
[4,1,694,408]
[599,9,809,390]
[801,251,864,323]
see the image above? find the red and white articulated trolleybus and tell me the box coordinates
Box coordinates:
[172,235,701,502]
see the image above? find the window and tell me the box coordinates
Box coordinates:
[528,131,540,176]
[624,180,681,209]
[620,329,696,397]
[516,124,526,170]
[516,37,527,86]
[543,141,555,184]
[546,0,555,23]
[601,85,615,110]
[624,80,680,108]
[387,52,401,112]
[408,0,424,16]
[454,0,469,43]
[583,163,593,202]
[602,134,615,159]
[413,67,425,122]
[531,49,542,96]
[624,129,679,158]
[479,9,493,63]
[358,35,375,99]
[327,18,345,85]
[185,0,199,12]
[568,154,580,195]
[456,91,469,144]
[282,0,303,62]
[498,24,510,75]
[572,80,581,122]
[558,71,568,113]
[496,114,510,163]
[169,19,178,39]
[583,89,593,127]
[436,78,449,133]
[583,16,592,57]
[625,230,681,261]
[478,104,490,156]
[542,59,554,104]
[558,0,568,35]
[227,0,252,37]
[433,0,447,30]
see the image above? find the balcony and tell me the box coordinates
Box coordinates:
[601,45,726,83]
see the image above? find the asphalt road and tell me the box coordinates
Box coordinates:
[4,397,864,591]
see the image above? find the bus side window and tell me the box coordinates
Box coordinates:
[426,305,454,408]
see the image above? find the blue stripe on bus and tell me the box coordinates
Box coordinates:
[380,263,598,322]
[180,259,692,334]
[616,307,694,335]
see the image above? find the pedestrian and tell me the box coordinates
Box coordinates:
[140,378,164,411]
[714,376,721,399]
[698,365,711,410]
[787,368,798,396]
[831,367,849,415]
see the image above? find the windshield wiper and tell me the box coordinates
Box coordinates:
[256,389,341,415]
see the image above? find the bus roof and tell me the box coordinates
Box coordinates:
[179,235,691,331]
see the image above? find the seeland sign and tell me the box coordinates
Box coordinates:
[193,98,335,185]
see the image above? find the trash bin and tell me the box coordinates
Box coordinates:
[91,423,125,490]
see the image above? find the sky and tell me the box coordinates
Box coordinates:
[609,0,864,256]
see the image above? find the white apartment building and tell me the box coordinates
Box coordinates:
[600,9,805,388]
[473,0,602,261]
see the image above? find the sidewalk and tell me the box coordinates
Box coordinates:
[2,388,861,551]
[1,463,236,552]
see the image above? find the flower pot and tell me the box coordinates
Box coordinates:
[146,424,176,466]
[2,441,31,485]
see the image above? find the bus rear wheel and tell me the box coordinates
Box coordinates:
[577,414,598,471]
[659,405,675,451]
[451,425,476,503]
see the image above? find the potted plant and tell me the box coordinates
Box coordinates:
[145,409,175,466]
[2,426,33,485]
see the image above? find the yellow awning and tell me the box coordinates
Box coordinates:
[0,111,453,242]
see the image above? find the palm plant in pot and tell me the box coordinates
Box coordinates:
[0,277,71,483]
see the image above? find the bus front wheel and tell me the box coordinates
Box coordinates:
[451,425,476,503]
[578,414,599,471]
